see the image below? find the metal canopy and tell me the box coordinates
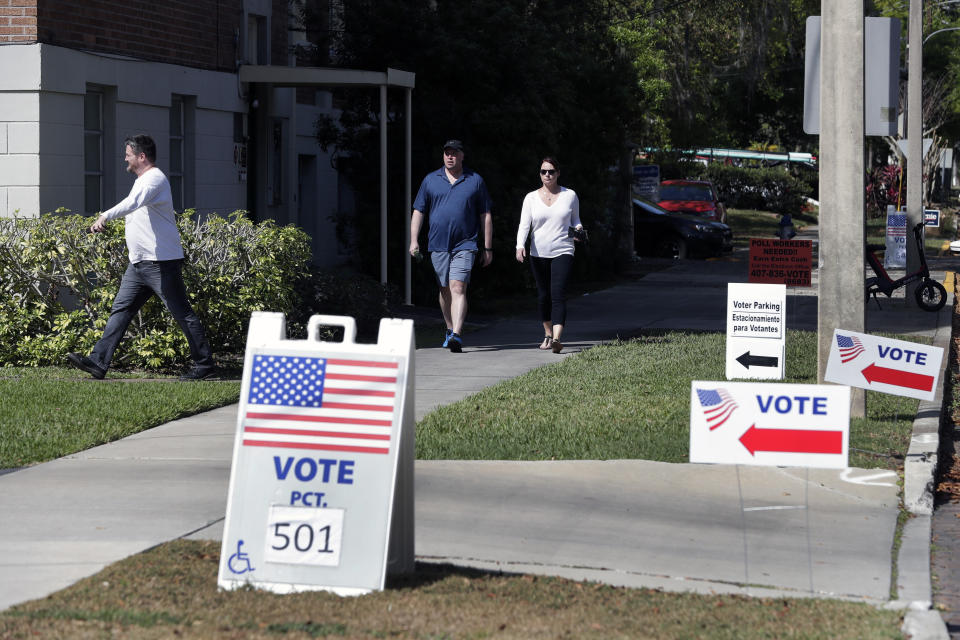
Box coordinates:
[239,65,415,301]
[239,65,415,89]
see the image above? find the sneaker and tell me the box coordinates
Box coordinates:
[66,353,106,379]
[448,333,463,353]
[442,328,453,348]
[179,366,218,381]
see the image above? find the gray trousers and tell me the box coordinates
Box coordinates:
[90,259,214,370]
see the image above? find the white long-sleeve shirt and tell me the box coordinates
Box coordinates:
[101,166,184,263]
[515,187,582,258]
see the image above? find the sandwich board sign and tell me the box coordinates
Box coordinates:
[824,328,943,401]
[726,283,786,380]
[690,381,850,469]
[218,313,415,595]
[885,208,907,268]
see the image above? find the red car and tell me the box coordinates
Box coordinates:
[657,180,727,223]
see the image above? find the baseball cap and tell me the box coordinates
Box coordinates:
[442,139,464,152]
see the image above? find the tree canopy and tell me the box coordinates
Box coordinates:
[295,0,960,285]
[651,0,819,151]
[298,0,666,296]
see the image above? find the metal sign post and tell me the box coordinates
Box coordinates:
[218,313,415,595]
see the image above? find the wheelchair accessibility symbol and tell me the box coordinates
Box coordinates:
[227,539,255,575]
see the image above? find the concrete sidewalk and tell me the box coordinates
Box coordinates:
[0,255,953,638]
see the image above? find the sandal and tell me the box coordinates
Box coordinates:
[552,339,563,354]
[538,336,553,350]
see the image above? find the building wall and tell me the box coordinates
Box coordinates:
[0,43,249,218]
[0,2,36,42]
[0,1,351,267]
[0,1,243,71]
[2,1,290,70]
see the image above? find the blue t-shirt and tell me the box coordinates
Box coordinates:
[413,167,493,252]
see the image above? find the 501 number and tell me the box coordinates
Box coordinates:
[263,506,344,567]
[271,522,334,554]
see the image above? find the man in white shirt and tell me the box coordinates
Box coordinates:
[67,135,215,380]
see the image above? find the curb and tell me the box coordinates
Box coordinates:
[898,301,952,639]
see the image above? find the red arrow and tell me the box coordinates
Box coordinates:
[739,424,843,456]
[861,362,934,392]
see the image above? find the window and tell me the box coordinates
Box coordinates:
[247,14,268,64]
[83,91,103,214]
[170,96,184,212]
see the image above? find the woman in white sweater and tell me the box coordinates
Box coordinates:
[515,157,583,353]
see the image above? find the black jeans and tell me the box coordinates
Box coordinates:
[90,260,214,370]
[529,254,574,326]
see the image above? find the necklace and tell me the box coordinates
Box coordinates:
[541,188,559,204]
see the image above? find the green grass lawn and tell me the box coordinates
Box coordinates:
[0,539,903,639]
[417,330,918,470]
[0,329,916,637]
[4,330,917,472]
[727,208,785,244]
[0,366,241,468]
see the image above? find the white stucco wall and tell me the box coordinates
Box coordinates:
[0,43,249,218]
[0,42,351,268]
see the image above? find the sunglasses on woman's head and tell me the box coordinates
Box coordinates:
[540,169,557,176]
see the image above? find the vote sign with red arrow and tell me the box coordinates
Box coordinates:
[689,381,850,468]
[824,329,943,401]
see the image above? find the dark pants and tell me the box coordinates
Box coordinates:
[90,260,214,370]
[529,254,574,326]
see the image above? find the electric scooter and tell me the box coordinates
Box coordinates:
[865,222,947,311]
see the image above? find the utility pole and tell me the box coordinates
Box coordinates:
[905,0,923,303]
[817,1,866,417]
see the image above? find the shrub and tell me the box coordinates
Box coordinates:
[703,164,813,213]
[0,211,312,370]
[290,269,400,343]
[866,164,903,219]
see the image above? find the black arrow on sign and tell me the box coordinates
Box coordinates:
[736,351,779,369]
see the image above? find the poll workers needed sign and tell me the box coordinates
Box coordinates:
[726,283,786,380]
[748,239,813,287]
[218,313,415,595]
[690,381,850,469]
[824,328,944,401]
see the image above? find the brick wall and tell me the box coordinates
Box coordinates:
[0,2,37,42]
[0,0,292,73]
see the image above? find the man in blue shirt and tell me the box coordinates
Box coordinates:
[409,139,493,352]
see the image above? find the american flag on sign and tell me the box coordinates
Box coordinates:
[887,214,907,237]
[696,388,738,431]
[242,354,398,455]
[836,334,865,363]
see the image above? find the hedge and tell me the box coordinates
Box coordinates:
[645,157,815,214]
[0,211,394,370]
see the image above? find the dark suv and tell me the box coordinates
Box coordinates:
[633,197,733,259]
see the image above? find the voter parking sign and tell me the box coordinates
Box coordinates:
[218,313,415,595]
[726,283,786,380]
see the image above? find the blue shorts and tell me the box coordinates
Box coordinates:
[431,250,476,287]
